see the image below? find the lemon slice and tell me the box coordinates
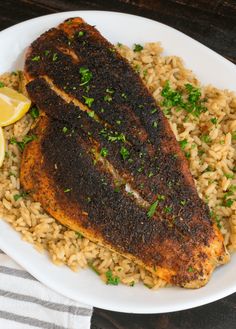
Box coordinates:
[0,87,31,127]
[0,127,5,167]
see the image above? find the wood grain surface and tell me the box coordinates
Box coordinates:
[0,1,235,328]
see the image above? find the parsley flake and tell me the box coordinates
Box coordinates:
[133,44,143,52]
[100,147,108,157]
[83,96,94,108]
[147,200,158,218]
[120,146,129,160]
[79,67,92,86]
[105,270,120,285]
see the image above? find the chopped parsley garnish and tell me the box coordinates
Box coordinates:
[64,188,72,193]
[104,94,113,102]
[157,194,165,201]
[211,117,218,125]
[161,81,207,117]
[78,31,85,37]
[148,171,154,178]
[14,192,28,201]
[210,211,222,229]
[31,55,40,62]
[106,88,115,94]
[87,110,95,118]
[185,151,191,159]
[76,231,84,238]
[224,199,234,207]
[188,266,194,273]
[147,200,158,218]
[116,120,121,125]
[164,206,172,213]
[108,133,126,143]
[83,96,94,108]
[79,67,92,86]
[0,81,5,88]
[163,108,171,116]
[100,147,108,157]
[151,108,157,114]
[62,126,68,133]
[179,139,188,150]
[201,134,211,144]
[105,270,120,285]
[44,50,50,56]
[224,173,234,179]
[120,146,129,160]
[180,200,187,206]
[232,131,236,140]
[29,107,39,119]
[133,44,143,52]
[10,135,37,151]
[121,93,127,99]
[52,53,58,61]
[152,121,158,128]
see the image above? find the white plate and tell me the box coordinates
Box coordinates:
[0,11,235,314]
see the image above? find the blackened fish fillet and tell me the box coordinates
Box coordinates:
[20,17,229,288]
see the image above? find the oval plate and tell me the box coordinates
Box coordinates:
[0,11,235,314]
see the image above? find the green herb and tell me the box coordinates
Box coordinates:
[0,81,5,88]
[163,108,171,116]
[157,194,165,201]
[210,117,218,125]
[5,151,9,158]
[76,231,84,238]
[232,131,236,140]
[52,53,58,61]
[10,135,37,151]
[133,44,143,52]
[108,133,126,143]
[9,171,16,177]
[224,199,234,207]
[14,192,28,201]
[120,146,129,160]
[210,211,222,229]
[185,151,191,159]
[117,42,122,47]
[144,283,152,289]
[62,126,68,133]
[100,147,108,157]
[83,96,94,108]
[105,270,120,285]
[179,139,188,150]
[104,94,112,102]
[180,200,187,206]
[108,47,115,53]
[147,200,158,218]
[79,67,92,86]
[151,108,157,114]
[130,281,135,287]
[106,88,114,94]
[134,64,141,73]
[29,107,39,119]
[164,206,172,213]
[116,120,121,125]
[44,50,50,56]
[66,19,72,25]
[31,56,40,62]
[198,149,205,156]
[188,266,194,273]
[161,81,207,117]
[152,121,158,128]
[224,173,234,179]
[137,167,143,173]
[64,188,72,193]
[148,171,154,178]
[143,69,148,77]
[78,31,85,37]
[201,134,211,144]
[87,110,95,118]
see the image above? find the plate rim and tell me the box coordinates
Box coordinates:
[0,10,235,314]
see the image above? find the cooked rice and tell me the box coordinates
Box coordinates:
[0,43,236,289]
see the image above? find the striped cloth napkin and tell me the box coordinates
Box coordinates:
[0,250,93,329]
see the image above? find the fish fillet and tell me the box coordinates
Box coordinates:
[20,17,229,288]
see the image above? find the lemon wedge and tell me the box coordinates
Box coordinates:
[0,87,31,127]
[0,127,5,167]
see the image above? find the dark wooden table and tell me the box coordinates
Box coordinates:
[0,1,235,328]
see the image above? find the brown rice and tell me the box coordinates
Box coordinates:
[0,43,235,289]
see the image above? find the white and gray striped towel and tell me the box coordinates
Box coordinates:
[0,250,93,329]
